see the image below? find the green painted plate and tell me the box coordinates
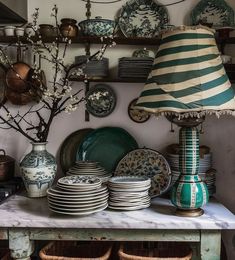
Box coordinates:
[191,0,235,28]
[59,128,93,174]
[76,127,138,173]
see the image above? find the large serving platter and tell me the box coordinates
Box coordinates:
[60,128,93,173]
[76,127,138,172]
[115,148,171,197]
[118,0,169,38]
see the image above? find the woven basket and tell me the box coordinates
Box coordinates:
[118,242,192,260]
[39,241,113,260]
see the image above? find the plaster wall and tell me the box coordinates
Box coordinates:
[1,0,235,258]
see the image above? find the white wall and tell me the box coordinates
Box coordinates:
[1,0,235,258]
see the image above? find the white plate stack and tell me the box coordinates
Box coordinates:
[108,176,151,211]
[67,161,112,184]
[47,175,109,215]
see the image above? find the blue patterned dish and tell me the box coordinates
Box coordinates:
[191,0,235,28]
[118,0,169,38]
[78,16,116,36]
[115,148,172,198]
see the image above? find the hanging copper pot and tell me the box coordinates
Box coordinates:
[5,45,31,93]
[0,149,15,181]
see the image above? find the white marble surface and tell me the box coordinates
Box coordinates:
[0,194,235,229]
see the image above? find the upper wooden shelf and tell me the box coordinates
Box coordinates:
[0,35,160,46]
[1,35,235,46]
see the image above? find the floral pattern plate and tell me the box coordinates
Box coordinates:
[114,148,172,198]
[58,175,101,187]
[191,0,235,28]
[85,84,116,117]
[118,0,169,38]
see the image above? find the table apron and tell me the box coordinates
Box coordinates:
[25,228,201,242]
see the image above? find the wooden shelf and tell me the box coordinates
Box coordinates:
[69,77,147,83]
[0,35,160,46]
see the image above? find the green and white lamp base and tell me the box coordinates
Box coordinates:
[170,123,209,217]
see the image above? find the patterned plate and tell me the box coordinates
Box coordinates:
[128,98,151,123]
[191,0,235,28]
[58,175,101,187]
[118,0,169,38]
[114,148,171,197]
[85,84,116,117]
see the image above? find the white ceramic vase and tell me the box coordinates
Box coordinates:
[20,142,57,198]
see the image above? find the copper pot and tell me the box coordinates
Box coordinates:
[60,18,78,37]
[5,46,31,93]
[0,149,15,181]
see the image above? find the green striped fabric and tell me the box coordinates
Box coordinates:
[135,26,235,115]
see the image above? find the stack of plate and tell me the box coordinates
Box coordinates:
[67,161,112,183]
[118,57,154,79]
[75,55,109,79]
[47,175,109,215]
[108,176,151,211]
[199,169,216,196]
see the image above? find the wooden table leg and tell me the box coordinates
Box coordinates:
[9,229,34,260]
[200,230,221,260]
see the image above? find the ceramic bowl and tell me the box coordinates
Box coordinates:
[78,17,115,36]
[4,26,16,36]
[15,27,25,37]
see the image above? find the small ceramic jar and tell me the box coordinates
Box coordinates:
[60,18,78,37]
[39,24,54,37]
[15,27,25,37]
[4,26,16,36]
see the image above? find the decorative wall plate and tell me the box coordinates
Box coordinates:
[59,128,93,173]
[115,148,172,197]
[76,127,138,173]
[85,84,116,117]
[191,0,235,28]
[128,98,151,123]
[118,0,169,38]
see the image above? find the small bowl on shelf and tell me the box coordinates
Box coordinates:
[78,16,116,37]
[39,24,55,37]
[15,27,25,37]
[4,26,16,36]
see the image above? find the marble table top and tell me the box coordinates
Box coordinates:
[0,194,235,229]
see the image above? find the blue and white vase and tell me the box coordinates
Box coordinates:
[20,142,57,198]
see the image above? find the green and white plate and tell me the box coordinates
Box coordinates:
[76,127,138,172]
[191,0,235,28]
[118,0,169,38]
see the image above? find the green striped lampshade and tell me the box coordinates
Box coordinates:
[135,26,235,117]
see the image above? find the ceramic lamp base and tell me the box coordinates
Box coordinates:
[175,208,204,217]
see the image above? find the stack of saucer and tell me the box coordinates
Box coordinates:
[47,175,108,215]
[108,176,151,211]
[199,169,216,196]
[67,161,112,183]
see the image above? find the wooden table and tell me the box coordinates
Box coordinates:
[0,194,235,260]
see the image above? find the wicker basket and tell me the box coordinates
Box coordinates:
[118,242,192,260]
[39,241,113,260]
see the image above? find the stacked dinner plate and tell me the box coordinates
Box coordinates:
[47,175,109,215]
[199,169,216,196]
[66,161,112,183]
[108,176,151,211]
[118,57,154,79]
